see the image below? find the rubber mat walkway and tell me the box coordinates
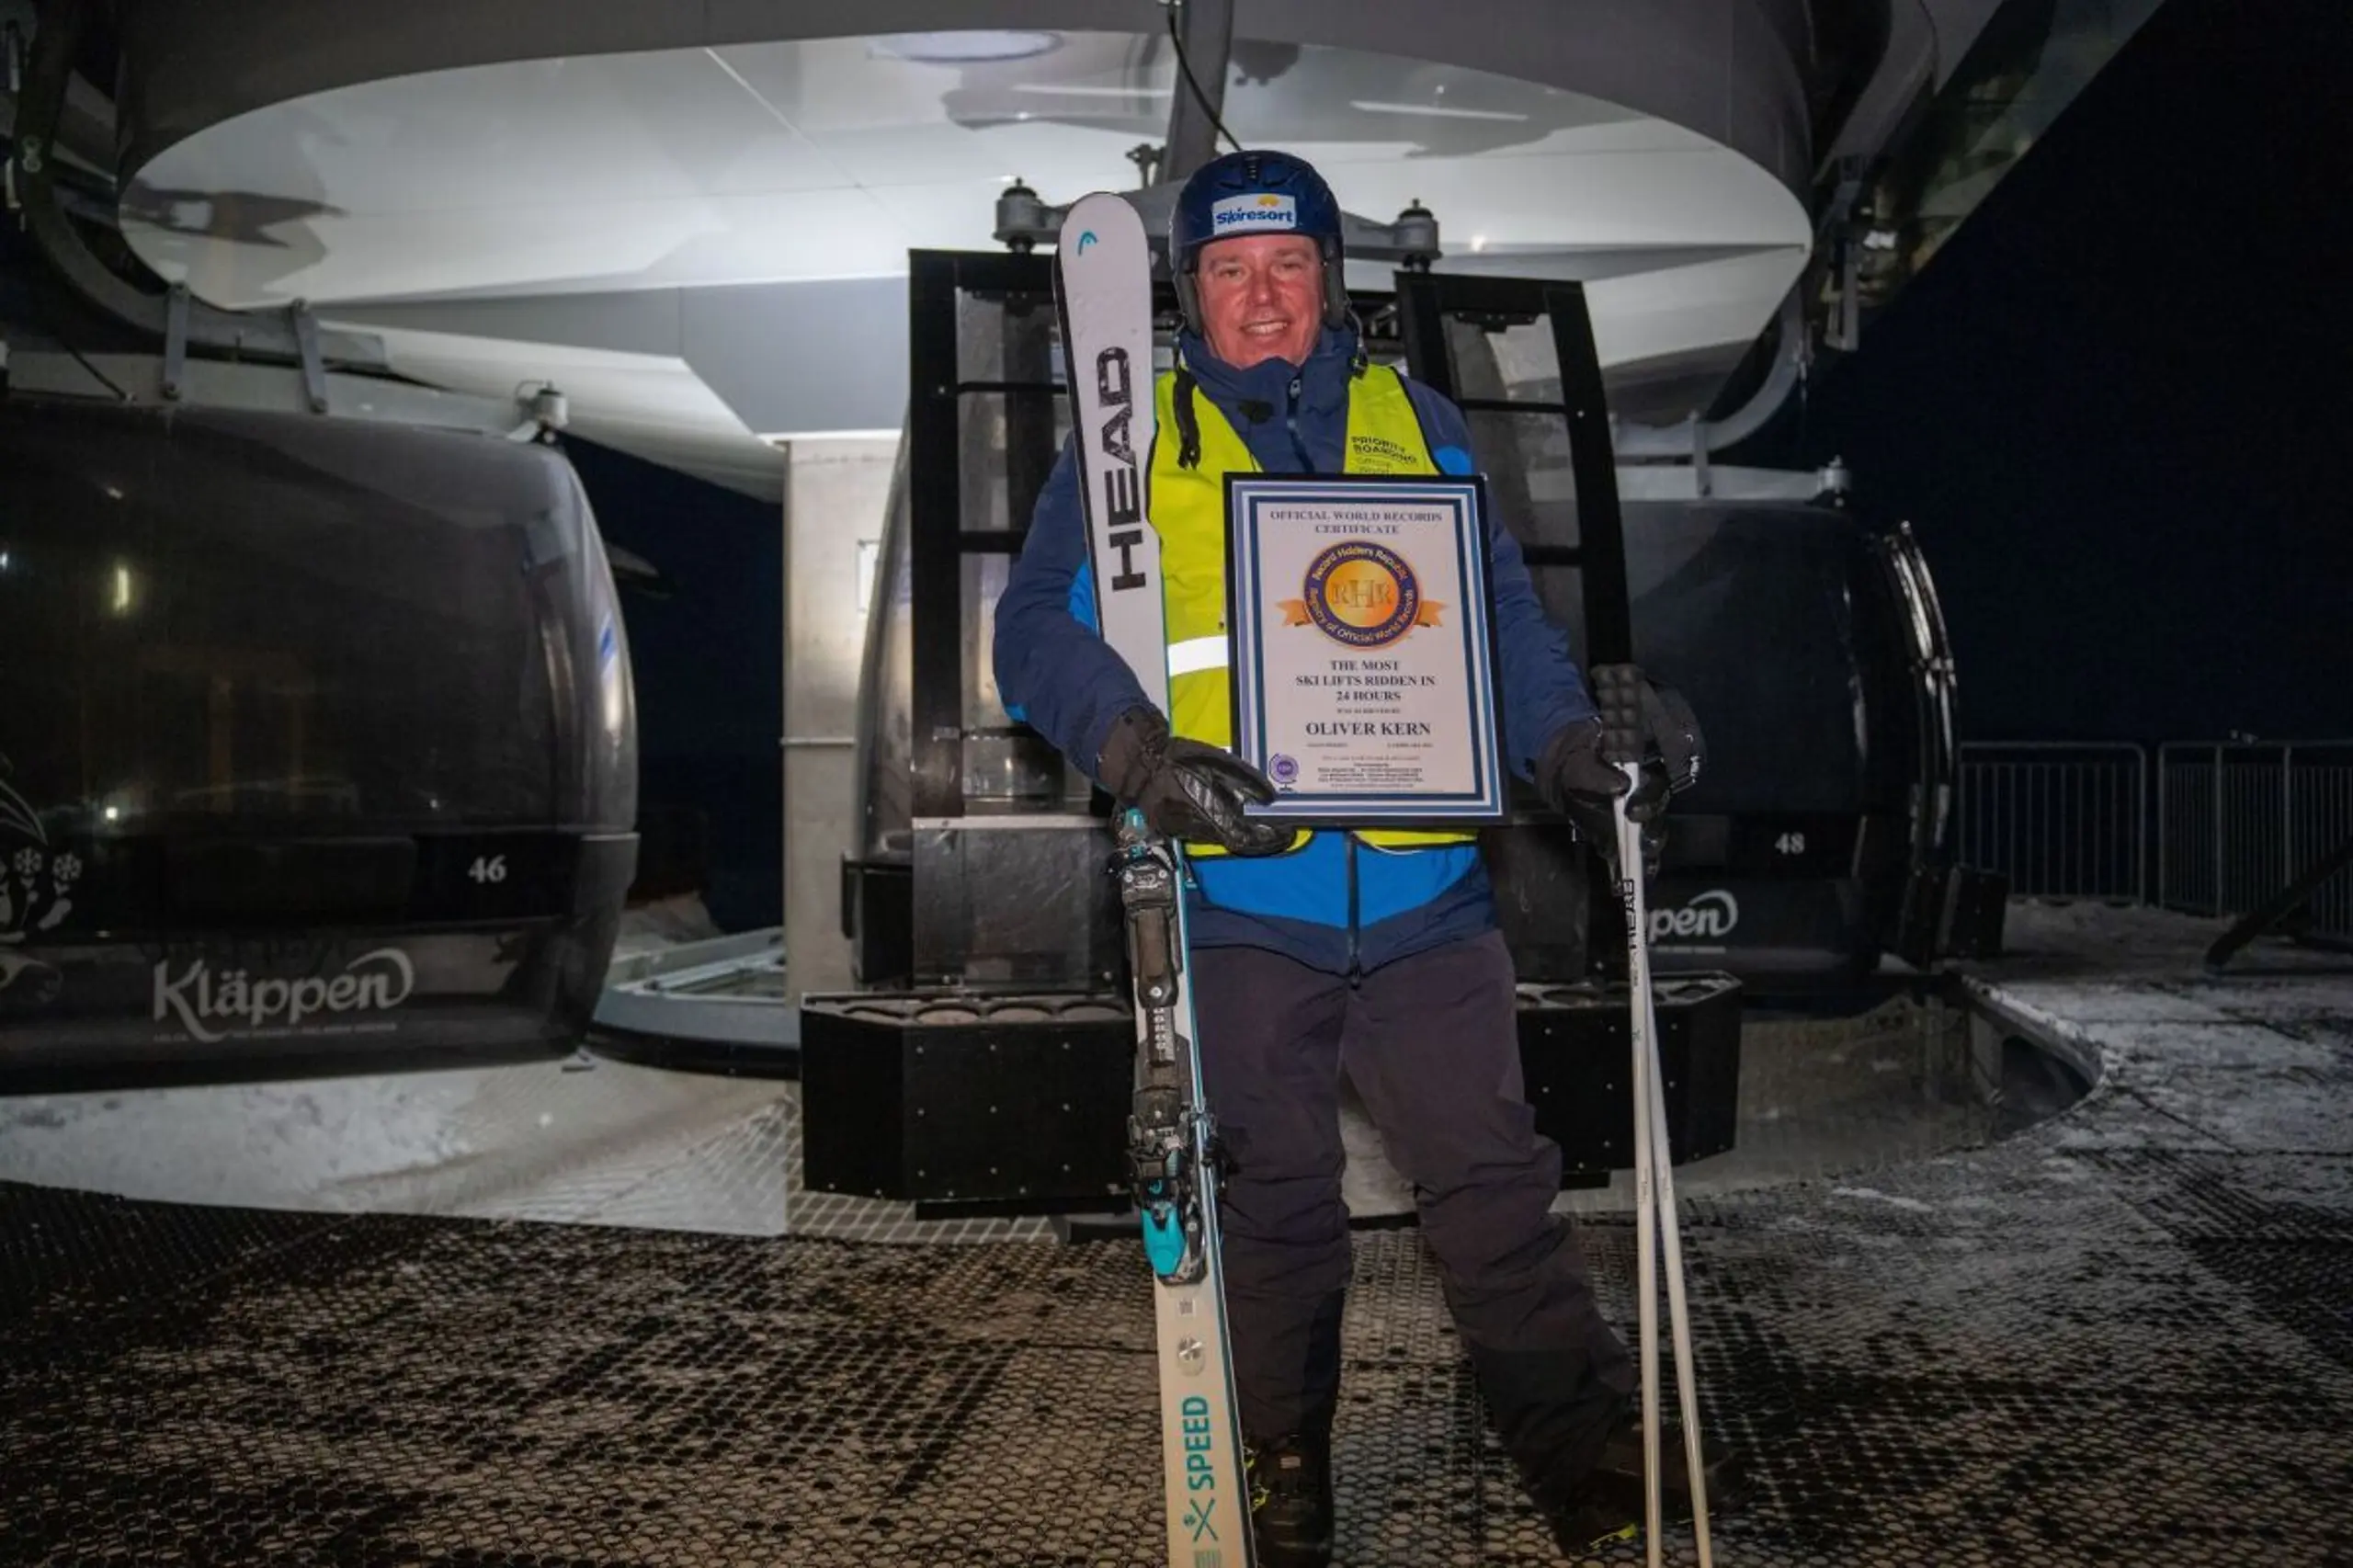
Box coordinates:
[4,905,2351,1566]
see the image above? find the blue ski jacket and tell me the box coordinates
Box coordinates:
[993,324,1599,975]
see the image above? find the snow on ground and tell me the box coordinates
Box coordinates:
[1,899,2343,1236]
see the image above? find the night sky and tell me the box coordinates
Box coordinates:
[1753,0,2353,744]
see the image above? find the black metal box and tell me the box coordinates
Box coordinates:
[800,992,1134,1206]
[802,971,1745,1207]
[1518,973,1745,1181]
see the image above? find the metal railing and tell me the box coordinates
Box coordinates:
[2159,742,2353,941]
[1956,743,2147,903]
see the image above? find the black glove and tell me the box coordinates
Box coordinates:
[1095,707,1293,858]
[1540,666,1706,869]
[1537,717,1655,863]
[1588,664,1705,793]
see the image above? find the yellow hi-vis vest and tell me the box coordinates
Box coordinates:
[1150,362,1477,856]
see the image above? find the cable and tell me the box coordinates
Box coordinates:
[2,145,131,402]
[58,338,130,401]
[1164,4,1241,156]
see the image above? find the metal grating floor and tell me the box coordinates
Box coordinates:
[5,903,2353,1566]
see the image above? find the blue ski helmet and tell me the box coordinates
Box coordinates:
[1169,149,1349,335]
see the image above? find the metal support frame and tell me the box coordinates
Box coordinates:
[904,250,1434,828]
[893,252,1431,984]
[994,179,1441,273]
[160,283,188,400]
[1392,271,1641,983]
[1833,225,1865,352]
[14,165,387,372]
[904,250,1063,824]
[7,345,560,437]
[1616,284,1810,460]
[6,0,386,376]
[3,0,69,182]
[1394,271,1637,667]
[906,254,966,824]
[290,301,328,413]
[1159,0,1233,187]
[993,0,1437,275]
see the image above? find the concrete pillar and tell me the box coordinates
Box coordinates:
[781,434,901,1004]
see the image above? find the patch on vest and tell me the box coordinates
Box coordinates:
[1347,433,1420,472]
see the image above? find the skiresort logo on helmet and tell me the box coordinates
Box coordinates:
[1211,191,1298,233]
[1282,540,1445,650]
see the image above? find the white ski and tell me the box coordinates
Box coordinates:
[1055,189,1258,1568]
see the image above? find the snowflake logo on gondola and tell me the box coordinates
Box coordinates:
[0,774,74,949]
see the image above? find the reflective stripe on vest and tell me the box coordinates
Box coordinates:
[1165,635,1229,676]
[1149,363,1475,855]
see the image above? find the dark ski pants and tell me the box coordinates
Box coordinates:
[1193,931,1636,1488]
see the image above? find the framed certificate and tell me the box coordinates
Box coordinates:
[1225,472,1506,825]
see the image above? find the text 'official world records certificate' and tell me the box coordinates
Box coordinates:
[1225,473,1506,825]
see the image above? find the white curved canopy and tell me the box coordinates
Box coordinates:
[118,28,1811,496]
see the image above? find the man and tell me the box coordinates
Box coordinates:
[993,149,1724,1564]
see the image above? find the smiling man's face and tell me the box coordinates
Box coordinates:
[1197,233,1324,369]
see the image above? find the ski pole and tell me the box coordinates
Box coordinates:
[1614,769,1714,1568]
[1615,781,1664,1566]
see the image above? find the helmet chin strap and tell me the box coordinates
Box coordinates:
[1320,246,1350,331]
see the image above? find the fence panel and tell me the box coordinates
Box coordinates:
[2160,742,2353,941]
[2287,744,2353,941]
[1957,744,2145,902]
[2220,750,2289,914]
[2159,751,2217,914]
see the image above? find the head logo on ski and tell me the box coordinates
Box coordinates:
[1096,347,1148,595]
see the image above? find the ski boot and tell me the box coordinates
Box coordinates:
[1529,1479,1643,1561]
[1532,1412,1745,1559]
[1246,1428,1334,1568]
[1588,1407,1745,1518]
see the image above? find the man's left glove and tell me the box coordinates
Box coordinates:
[1537,717,1659,862]
[1096,706,1293,858]
[1587,663,1705,794]
[1538,665,1707,869]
